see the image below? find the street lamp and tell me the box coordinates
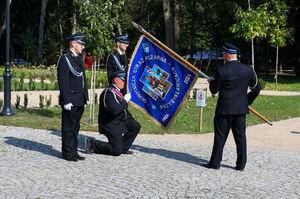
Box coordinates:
[1,0,14,116]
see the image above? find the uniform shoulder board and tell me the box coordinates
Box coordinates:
[56,54,66,68]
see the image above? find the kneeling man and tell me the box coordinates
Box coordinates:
[85,71,141,156]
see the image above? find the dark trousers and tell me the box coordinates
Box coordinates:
[92,118,141,156]
[209,114,247,168]
[61,106,84,159]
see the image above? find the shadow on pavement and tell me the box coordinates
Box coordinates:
[50,130,91,152]
[4,136,61,158]
[132,144,208,167]
[291,131,300,134]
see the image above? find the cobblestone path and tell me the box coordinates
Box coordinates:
[0,123,299,199]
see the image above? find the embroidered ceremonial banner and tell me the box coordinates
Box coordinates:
[127,35,198,129]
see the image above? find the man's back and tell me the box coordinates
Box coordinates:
[210,60,260,115]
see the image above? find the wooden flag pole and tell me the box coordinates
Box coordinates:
[132,21,272,126]
[199,106,203,133]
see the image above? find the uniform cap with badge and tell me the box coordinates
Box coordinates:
[115,34,130,44]
[69,33,85,45]
[112,71,126,80]
[222,42,239,54]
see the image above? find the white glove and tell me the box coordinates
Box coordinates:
[124,93,131,102]
[64,103,73,110]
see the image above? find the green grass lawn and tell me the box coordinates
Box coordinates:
[258,73,300,91]
[1,95,299,134]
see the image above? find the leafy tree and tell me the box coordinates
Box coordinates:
[265,0,293,89]
[267,0,293,47]
[76,0,124,59]
[163,0,174,49]
[230,3,269,69]
[37,0,48,65]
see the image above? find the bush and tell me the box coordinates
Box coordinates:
[0,80,3,91]
[259,79,266,90]
[50,71,57,84]
[54,82,59,90]
[99,75,108,88]
[46,95,52,108]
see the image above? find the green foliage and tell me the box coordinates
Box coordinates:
[46,95,52,108]
[230,0,293,47]
[29,71,35,90]
[258,73,300,91]
[54,82,59,90]
[76,0,124,58]
[47,42,60,65]
[50,71,57,84]
[230,6,268,41]
[266,0,294,47]
[0,80,3,91]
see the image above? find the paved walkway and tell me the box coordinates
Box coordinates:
[0,118,299,198]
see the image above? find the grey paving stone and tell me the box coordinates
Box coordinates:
[0,125,299,199]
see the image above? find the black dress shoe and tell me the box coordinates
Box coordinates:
[202,163,220,170]
[75,154,85,160]
[85,137,94,154]
[234,166,244,171]
[64,157,78,162]
[122,150,134,155]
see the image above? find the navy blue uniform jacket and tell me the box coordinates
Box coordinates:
[106,50,129,85]
[57,50,89,106]
[98,86,133,134]
[209,60,261,115]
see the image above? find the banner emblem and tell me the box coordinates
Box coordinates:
[142,42,151,53]
[128,36,197,129]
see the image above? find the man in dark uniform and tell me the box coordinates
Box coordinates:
[203,42,261,171]
[106,34,130,87]
[57,33,89,162]
[84,71,141,156]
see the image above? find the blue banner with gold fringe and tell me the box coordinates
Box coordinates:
[127,36,198,129]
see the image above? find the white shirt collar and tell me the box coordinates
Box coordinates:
[112,84,121,91]
[116,48,125,55]
[70,49,78,57]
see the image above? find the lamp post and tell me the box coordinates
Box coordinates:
[1,0,14,116]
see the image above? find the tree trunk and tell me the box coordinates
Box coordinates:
[0,0,12,39]
[163,0,174,49]
[37,0,47,65]
[275,45,279,90]
[174,0,180,53]
[189,0,196,57]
